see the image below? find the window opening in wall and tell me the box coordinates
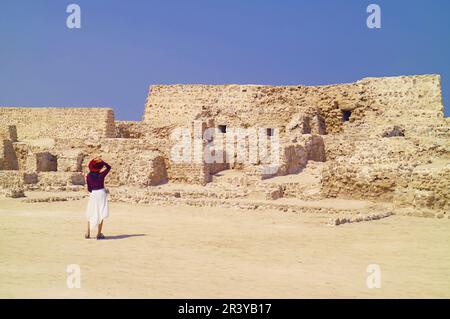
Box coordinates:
[342,110,352,122]
[218,125,227,133]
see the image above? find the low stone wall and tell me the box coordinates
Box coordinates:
[78,144,168,188]
[0,107,116,140]
[394,163,450,212]
[0,171,23,189]
[322,162,410,201]
[168,163,211,185]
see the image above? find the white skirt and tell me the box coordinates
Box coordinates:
[85,188,109,230]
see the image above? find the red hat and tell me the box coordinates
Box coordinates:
[88,160,104,172]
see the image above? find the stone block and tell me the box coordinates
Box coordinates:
[36,152,57,172]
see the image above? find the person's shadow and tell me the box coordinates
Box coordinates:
[104,234,146,240]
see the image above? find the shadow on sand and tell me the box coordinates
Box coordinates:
[104,234,146,240]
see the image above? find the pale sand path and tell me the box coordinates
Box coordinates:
[0,198,449,298]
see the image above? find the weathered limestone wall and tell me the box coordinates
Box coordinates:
[1,74,448,214]
[0,125,18,142]
[0,125,19,170]
[143,84,326,132]
[320,75,449,212]
[30,172,85,189]
[1,136,169,190]
[143,75,444,137]
[394,161,450,212]
[0,171,23,189]
[115,121,145,139]
[142,83,365,135]
[0,107,116,140]
[50,138,169,188]
[347,75,445,137]
[165,118,326,184]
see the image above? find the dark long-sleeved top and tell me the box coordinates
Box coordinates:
[86,162,111,193]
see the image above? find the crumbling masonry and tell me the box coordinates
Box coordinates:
[1,75,449,219]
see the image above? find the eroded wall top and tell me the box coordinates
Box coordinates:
[142,75,445,135]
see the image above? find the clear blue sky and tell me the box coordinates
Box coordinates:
[0,0,449,120]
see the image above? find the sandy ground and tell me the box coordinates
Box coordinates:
[0,197,449,298]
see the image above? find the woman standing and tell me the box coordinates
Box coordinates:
[85,156,111,240]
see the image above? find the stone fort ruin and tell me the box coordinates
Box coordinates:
[1,75,449,222]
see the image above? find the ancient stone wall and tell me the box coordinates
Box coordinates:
[50,138,169,188]
[0,125,19,170]
[115,121,145,139]
[143,75,444,137]
[345,75,445,137]
[0,125,18,142]
[320,75,449,212]
[143,84,323,132]
[0,107,116,140]
[1,74,448,215]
